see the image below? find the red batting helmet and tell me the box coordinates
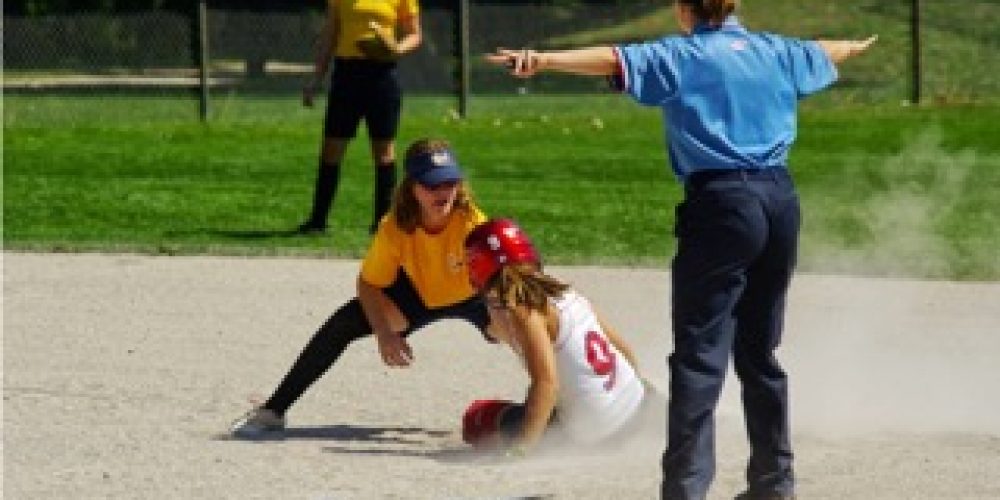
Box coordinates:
[464,218,541,291]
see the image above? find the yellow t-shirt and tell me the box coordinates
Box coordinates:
[360,205,487,309]
[330,0,420,58]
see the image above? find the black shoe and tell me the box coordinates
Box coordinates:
[735,491,795,500]
[296,222,328,235]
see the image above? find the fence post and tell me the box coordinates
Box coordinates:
[197,0,210,121]
[910,0,921,104]
[458,0,470,118]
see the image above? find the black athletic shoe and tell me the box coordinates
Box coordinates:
[734,491,795,500]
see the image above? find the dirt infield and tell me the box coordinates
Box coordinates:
[4,252,999,499]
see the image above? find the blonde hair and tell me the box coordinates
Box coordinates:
[486,263,570,313]
[392,138,477,233]
[678,0,737,25]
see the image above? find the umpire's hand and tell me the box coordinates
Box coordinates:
[376,331,414,367]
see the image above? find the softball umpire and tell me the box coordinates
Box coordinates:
[487,0,876,497]
[299,0,422,235]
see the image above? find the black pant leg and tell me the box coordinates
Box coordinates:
[305,161,341,228]
[662,184,769,500]
[733,177,800,496]
[263,299,371,415]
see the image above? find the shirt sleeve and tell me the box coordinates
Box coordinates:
[360,224,402,287]
[614,39,681,106]
[470,204,487,226]
[779,37,838,97]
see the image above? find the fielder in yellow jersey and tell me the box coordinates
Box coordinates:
[330,0,420,59]
[232,139,492,438]
[362,202,486,309]
[298,0,423,235]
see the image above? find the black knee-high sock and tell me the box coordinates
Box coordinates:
[306,161,341,227]
[372,161,396,232]
[263,301,370,415]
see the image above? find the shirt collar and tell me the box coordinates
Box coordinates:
[692,15,745,34]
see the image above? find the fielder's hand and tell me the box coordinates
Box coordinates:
[357,21,400,61]
[376,331,413,367]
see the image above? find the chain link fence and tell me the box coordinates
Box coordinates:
[4,1,998,103]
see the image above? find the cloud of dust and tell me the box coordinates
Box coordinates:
[803,127,990,279]
[786,128,1000,436]
[788,333,1000,436]
[782,276,1000,436]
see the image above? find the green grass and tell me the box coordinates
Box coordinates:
[4,94,1000,280]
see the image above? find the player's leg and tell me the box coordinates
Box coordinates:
[732,172,800,498]
[368,139,396,234]
[231,298,371,437]
[261,299,371,415]
[261,271,431,417]
[231,273,430,438]
[363,61,401,234]
[300,60,365,233]
[462,400,521,447]
[662,177,768,500]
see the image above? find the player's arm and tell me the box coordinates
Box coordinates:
[509,305,559,451]
[369,8,422,58]
[485,46,618,78]
[303,8,336,107]
[816,35,878,64]
[595,311,639,375]
[483,303,513,345]
[358,276,413,367]
[393,10,422,55]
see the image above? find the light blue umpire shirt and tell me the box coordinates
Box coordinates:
[613,16,838,180]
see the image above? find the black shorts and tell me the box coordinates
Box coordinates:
[324,58,401,140]
[385,271,491,340]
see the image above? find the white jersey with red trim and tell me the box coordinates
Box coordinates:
[551,290,645,443]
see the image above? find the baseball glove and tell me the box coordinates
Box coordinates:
[356,22,399,61]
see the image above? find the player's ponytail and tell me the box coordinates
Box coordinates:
[488,263,569,312]
[679,0,738,26]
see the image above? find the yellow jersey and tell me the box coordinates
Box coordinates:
[361,205,487,308]
[330,0,420,59]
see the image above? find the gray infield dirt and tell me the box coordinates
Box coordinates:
[3,252,999,499]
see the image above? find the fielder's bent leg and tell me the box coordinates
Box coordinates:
[263,299,370,415]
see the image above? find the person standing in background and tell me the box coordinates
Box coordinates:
[299,0,422,235]
[486,0,876,498]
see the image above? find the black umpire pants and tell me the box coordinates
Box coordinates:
[661,168,799,500]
